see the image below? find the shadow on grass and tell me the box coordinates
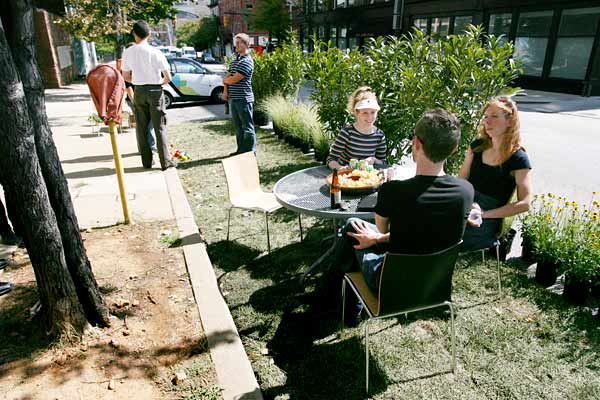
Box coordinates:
[176,155,229,170]
[201,122,235,136]
[259,161,320,186]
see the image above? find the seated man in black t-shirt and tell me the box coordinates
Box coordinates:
[334,109,476,325]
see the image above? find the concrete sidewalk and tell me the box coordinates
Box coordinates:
[45,82,262,400]
[46,83,173,228]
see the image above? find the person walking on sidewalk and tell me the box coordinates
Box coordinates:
[223,33,256,156]
[122,20,175,170]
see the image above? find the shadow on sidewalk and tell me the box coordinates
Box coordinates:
[64,166,154,179]
[61,153,139,164]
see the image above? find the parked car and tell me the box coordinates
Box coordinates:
[199,53,219,64]
[163,57,225,108]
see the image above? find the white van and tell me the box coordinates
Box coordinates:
[182,46,196,58]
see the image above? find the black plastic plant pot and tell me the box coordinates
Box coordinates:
[273,122,282,138]
[534,259,559,287]
[254,110,270,127]
[562,273,590,305]
[521,236,535,263]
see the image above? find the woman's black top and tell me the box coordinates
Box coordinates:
[468,138,532,205]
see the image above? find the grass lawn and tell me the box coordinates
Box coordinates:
[171,120,600,400]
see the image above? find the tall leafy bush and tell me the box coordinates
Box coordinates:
[253,33,306,110]
[306,26,519,174]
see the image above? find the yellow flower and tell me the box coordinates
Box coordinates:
[557,207,563,213]
[548,193,554,198]
[593,191,597,195]
[593,215,599,221]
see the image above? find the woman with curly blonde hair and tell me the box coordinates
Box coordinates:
[327,86,387,170]
[458,96,533,251]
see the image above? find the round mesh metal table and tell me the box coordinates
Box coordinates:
[273,166,377,220]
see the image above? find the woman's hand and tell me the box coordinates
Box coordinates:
[467,202,482,227]
[364,156,378,165]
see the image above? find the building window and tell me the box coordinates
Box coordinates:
[339,27,348,50]
[550,7,600,80]
[488,13,512,46]
[330,27,337,46]
[514,11,554,77]
[336,0,345,9]
[349,36,359,49]
[414,18,428,33]
[431,17,450,38]
[453,16,473,35]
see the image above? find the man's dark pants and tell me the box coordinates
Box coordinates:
[133,85,174,169]
[230,99,256,153]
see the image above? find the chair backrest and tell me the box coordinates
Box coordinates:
[221,152,261,202]
[377,242,462,316]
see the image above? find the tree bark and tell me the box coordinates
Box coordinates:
[3,0,110,327]
[0,21,87,337]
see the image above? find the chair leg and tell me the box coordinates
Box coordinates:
[298,214,303,242]
[226,208,232,247]
[341,279,346,332]
[481,249,485,263]
[365,320,370,394]
[496,244,502,297]
[265,212,271,253]
[449,302,456,372]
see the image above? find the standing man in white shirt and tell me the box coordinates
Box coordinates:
[122,20,175,170]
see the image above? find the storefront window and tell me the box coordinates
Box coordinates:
[431,17,450,38]
[488,13,512,45]
[550,7,600,80]
[349,37,359,49]
[453,16,473,35]
[330,27,337,46]
[514,11,553,77]
[339,27,348,50]
[414,18,428,33]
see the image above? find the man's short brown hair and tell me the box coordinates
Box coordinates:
[414,109,461,163]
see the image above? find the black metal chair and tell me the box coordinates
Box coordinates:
[341,242,462,393]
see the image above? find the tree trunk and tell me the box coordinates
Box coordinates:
[0,22,87,337]
[3,0,110,327]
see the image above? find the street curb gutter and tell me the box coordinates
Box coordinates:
[163,168,263,400]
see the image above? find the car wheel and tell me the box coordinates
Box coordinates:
[163,92,174,109]
[211,87,224,104]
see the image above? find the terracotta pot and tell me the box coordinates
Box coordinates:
[562,273,590,306]
[534,259,559,287]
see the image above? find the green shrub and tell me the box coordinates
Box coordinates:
[263,95,325,146]
[253,32,306,109]
[306,26,519,174]
[306,38,368,135]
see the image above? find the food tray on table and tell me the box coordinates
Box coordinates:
[325,169,383,194]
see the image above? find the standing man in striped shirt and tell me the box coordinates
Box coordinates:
[223,33,256,155]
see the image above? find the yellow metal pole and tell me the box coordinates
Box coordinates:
[108,121,131,224]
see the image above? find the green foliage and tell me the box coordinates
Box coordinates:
[253,33,305,105]
[57,0,176,42]
[306,38,368,136]
[251,0,290,40]
[263,95,327,148]
[306,26,519,173]
[93,38,116,58]
[176,17,218,50]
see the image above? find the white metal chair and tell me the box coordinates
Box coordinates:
[221,152,302,252]
[341,242,462,393]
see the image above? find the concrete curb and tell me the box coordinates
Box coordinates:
[162,168,263,400]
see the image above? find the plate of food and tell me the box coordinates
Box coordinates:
[326,169,383,193]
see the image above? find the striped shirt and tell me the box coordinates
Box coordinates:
[327,124,387,165]
[228,53,254,102]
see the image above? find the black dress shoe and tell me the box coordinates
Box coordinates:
[0,281,12,296]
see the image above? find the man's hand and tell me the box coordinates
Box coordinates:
[364,156,378,165]
[222,91,228,101]
[467,202,482,227]
[347,219,381,250]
